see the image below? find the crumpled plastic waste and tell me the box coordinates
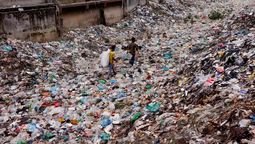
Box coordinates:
[1,0,255,143]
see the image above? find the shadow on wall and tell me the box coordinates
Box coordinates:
[61,2,124,29]
[125,0,147,13]
[100,9,106,25]
[0,7,59,42]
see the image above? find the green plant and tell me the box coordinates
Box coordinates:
[184,18,189,23]
[208,11,224,20]
[191,17,194,24]
[187,14,192,19]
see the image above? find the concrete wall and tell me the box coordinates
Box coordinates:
[61,0,148,29]
[125,0,139,13]
[0,0,147,41]
[104,4,124,26]
[61,2,123,28]
[0,7,59,42]
[139,0,147,5]
[61,6,101,28]
[0,0,54,8]
[125,0,147,13]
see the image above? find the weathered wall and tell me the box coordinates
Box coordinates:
[125,0,147,13]
[139,0,147,5]
[0,7,59,42]
[125,0,139,13]
[61,2,123,28]
[0,0,147,41]
[61,6,101,28]
[0,0,54,8]
[104,4,124,26]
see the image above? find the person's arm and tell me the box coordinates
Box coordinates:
[127,46,129,54]
[136,44,139,53]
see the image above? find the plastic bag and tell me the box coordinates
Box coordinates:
[100,49,110,67]
[100,133,110,140]
[146,102,160,113]
[27,123,36,132]
[100,118,111,128]
[17,140,27,144]
[48,107,65,115]
[104,124,113,134]
[47,132,55,138]
[239,119,251,127]
[131,112,143,122]
[204,77,215,86]
[119,92,126,98]
[99,80,106,84]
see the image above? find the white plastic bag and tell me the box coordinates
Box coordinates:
[100,49,110,67]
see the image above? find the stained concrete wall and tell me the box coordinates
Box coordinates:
[61,6,101,28]
[0,0,147,41]
[125,0,139,13]
[139,0,147,5]
[125,0,147,13]
[104,4,124,26]
[0,7,59,42]
[61,0,147,29]
[0,0,54,8]
[61,2,123,28]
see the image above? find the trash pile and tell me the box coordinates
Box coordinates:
[1,0,255,143]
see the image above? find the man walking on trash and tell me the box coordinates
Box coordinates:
[127,37,138,66]
[107,45,117,79]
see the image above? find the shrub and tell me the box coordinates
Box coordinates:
[208,11,224,20]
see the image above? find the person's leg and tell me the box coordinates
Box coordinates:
[107,63,113,78]
[131,55,135,66]
[112,63,116,74]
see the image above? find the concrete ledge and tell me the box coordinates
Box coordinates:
[0,0,54,8]
[61,0,123,8]
[0,3,56,11]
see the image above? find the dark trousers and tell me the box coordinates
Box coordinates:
[130,55,135,66]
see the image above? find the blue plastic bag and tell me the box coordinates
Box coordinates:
[109,80,117,84]
[119,92,125,98]
[28,123,36,132]
[194,78,199,83]
[162,67,168,71]
[6,46,12,51]
[50,86,57,95]
[98,87,104,91]
[81,97,87,103]
[100,118,111,128]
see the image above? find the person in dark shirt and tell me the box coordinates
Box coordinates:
[127,37,138,66]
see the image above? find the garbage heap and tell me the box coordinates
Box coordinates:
[1,0,255,143]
